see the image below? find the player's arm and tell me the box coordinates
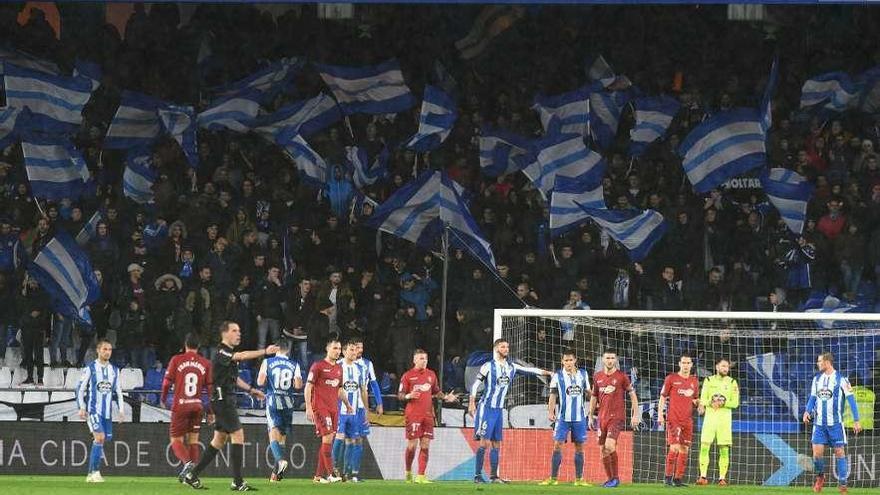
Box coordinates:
[294,364,303,390]
[698,377,711,414]
[658,377,669,427]
[468,362,490,416]
[367,362,384,414]
[304,370,315,422]
[628,382,640,429]
[204,363,214,419]
[546,373,559,422]
[513,363,553,377]
[432,370,457,402]
[232,345,280,362]
[160,363,175,409]
[237,376,264,399]
[397,372,412,402]
[76,365,92,419]
[725,378,740,410]
[842,378,862,433]
[115,367,125,421]
[803,377,818,424]
[256,359,268,387]
[338,387,354,413]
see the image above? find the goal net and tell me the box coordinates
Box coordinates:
[494,309,880,487]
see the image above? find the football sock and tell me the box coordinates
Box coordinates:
[475,447,485,476]
[814,456,826,475]
[332,439,345,473]
[192,444,218,476]
[405,447,416,472]
[836,456,848,484]
[665,450,677,477]
[270,440,284,464]
[675,451,688,479]
[574,451,584,479]
[171,440,190,464]
[551,450,562,478]
[718,446,730,479]
[188,443,200,464]
[698,444,710,477]
[489,448,500,477]
[89,442,103,473]
[418,448,429,475]
[230,443,244,485]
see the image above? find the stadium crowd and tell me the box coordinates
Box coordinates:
[0,4,879,394]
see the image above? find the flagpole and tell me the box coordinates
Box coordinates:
[437,224,450,425]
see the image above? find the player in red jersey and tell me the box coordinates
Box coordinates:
[398,349,458,484]
[161,333,213,482]
[305,338,353,483]
[658,353,700,487]
[588,349,640,488]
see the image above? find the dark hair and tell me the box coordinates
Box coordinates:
[325,338,341,348]
[561,349,577,359]
[603,349,617,356]
[493,338,508,348]
[348,336,364,346]
[218,320,237,335]
[184,333,200,350]
[278,338,291,353]
[95,339,112,350]
[413,348,428,357]
[680,352,693,361]
[715,357,730,365]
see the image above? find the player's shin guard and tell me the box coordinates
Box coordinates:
[665,450,677,477]
[344,443,355,475]
[316,444,329,477]
[835,455,848,485]
[574,451,584,480]
[321,443,333,477]
[718,446,730,480]
[188,444,200,464]
[332,439,345,473]
[89,442,103,473]
[171,440,190,464]
[698,444,710,477]
[489,448,500,478]
[814,456,826,475]
[475,446,486,476]
[418,449,429,475]
[353,444,364,474]
[675,451,688,479]
[270,441,284,464]
[192,444,219,476]
[551,450,562,479]
[405,447,416,472]
[610,451,619,479]
[230,443,244,485]
[601,453,612,480]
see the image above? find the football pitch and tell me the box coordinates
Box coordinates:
[1,477,874,495]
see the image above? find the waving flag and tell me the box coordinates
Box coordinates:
[761,57,779,131]
[855,66,880,114]
[347,145,389,189]
[123,149,156,204]
[27,232,101,323]
[629,96,680,157]
[405,85,457,152]
[587,55,617,89]
[76,210,103,247]
[0,106,21,150]
[745,353,800,420]
[104,91,166,149]
[276,128,327,185]
[524,135,605,199]
[212,57,302,102]
[198,90,262,132]
[4,64,93,129]
[478,127,535,177]
[22,135,92,200]
[590,89,626,149]
[73,60,102,91]
[455,6,524,61]
[368,170,495,268]
[158,105,199,168]
[0,47,59,75]
[549,176,605,237]
[576,205,667,261]
[800,72,857,113]
[678,108,766,194]
[760,168,813,235]
[316,59,415,115]
[249,92,341,140]
[533,86,590,137]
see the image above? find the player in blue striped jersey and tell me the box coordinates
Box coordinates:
[333,341,369,481]
[540,350,591,486]
[76,339,124,483]
[803,352,862,494]
[468,338,552,483]
[257,339,303,483]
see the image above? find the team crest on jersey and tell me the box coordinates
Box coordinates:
[343,380,359,392]
[711,393,727,404]
[566,385,583,396]
[496,375,510,386]
[817,388,833,400]
[97,381,112,393]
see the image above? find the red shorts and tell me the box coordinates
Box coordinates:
[665,422,693,447]
[170,408,203,437]
[313,409,338,438]
[404,417,435,440]
[598,419,625,445]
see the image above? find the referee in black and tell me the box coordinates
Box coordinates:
[184,321,279,491]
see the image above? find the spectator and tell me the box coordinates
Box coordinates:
[17,277,48,385]
[254,265,284,348]
[398,273,437,322]
[817,197,847,240]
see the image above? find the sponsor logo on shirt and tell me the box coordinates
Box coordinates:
[677,388,695,398]
[601,385,616,394]
[414,383,432,392]
[343,380,359,392]
[325,379,340,387]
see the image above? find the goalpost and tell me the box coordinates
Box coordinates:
[493,309,880,487]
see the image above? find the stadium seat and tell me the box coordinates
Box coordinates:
[0,391,22,403]
[22,391,49,403]
[4,347,21,367]
[50,391,75,402]
[63,368,82,389]
[43,368,65,388]
[0,367,11,387]
[120,368,144,389]
[11,367,28,386]
[43,347,50,365]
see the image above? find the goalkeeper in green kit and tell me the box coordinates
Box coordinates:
[696,358,739,486]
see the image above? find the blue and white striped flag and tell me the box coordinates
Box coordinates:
[478,127,535,177]
[316,59,416,115]
[760,168,813,235]
[549,176,605,237]
[347,145,389,189]
[404,85,457,152]
[123,149,156,204]
[4,64,93,129]
[628,96,680,157]
[26,231,101,323]
[587,55,617,89]
[22,135,92,200]
[212,57,302,103]
[367,170,495,268]
[533,86,590,137]
[761,57,779,131]
[678,108,766,194]
[0,106,21,150]
[800,72,857,113]
[104,91,167,149]
[0,47,59,75]
[590,89,625,149]
[524,135,605,199]
[159,105,199,168]
[276,128,327,185]
[198,90,262,133]
[73,60,102,91]
[249,93,341,140]
[76,210,103,247]
[576,205,667,261]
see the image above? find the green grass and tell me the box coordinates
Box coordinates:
[0,477,875,495]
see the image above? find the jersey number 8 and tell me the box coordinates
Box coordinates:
[184,372,199,397]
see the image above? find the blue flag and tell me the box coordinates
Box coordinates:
[404,85,458,152]
[533,86,590,137]
[478,126,535,177]
[22,134,92,200]
[0,47,59,75]
[316,59,416,115]
[249,93,341,140]
[276,128,327,186]
[212,57,302,103]
[123,149,156,204]
[73,59,102,91]
[0,106,21,150]
[549,176,605,238]
[761,57,779,131]
[4,64,93,130]
[368,170,495,268]
[760,168,813,235]
[159,105,199,169]
[104,91,167,149]
[76,210,103,247]
[589,88,626,149]
[576,204,667,261]
[628,96,680,157]
[524,135,605,199]
[27,231,101,323]
[800,72,857,113]
[347,145,389,190]
[198,90,262,133]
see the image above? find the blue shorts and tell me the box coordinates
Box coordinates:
[554,419,588,444]
[812,424,847,447]
[356,409,370,437]
[87,414,113,441]
[473,404,503,442]
[266,406,294,437]
[338,414,362,439]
